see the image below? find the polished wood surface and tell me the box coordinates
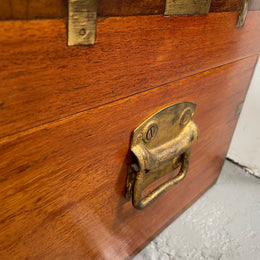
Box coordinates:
[0,56,257,259]
[0,0,67,20]
[0,12,260,138]
[0,0,259,19]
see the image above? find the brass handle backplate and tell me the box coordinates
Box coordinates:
[125,102,199,209]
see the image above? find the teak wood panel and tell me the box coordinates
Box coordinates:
[0,12,260,138]
[0,56,257,259]
[0,0,259,19]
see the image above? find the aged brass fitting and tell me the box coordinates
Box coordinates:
[237,0,249,27]
[125,102,199,209]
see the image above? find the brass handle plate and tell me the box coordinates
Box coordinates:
[125,102,199,209]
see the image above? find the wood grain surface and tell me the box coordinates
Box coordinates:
[0,0,259,19]
[0,12,260,138]
[0,55,257,259]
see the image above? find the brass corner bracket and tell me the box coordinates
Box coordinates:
[164,0,212,16]
[237,0,249,27]
[68,0,97,46]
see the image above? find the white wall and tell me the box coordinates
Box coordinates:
[227,57,260,177]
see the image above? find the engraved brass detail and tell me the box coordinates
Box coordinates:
[126,102,199,209]
[237,0,249,27]
[164,0,212,16]
[68,0,97,46]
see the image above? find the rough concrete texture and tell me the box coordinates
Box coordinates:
[134,160,260,260]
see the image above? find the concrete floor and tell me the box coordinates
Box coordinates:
[134,160,260,260]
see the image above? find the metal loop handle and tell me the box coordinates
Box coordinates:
[132,150,191,209]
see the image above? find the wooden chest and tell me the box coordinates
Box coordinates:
[0,1,260,259]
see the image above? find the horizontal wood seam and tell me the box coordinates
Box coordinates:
[0,11,244,21]
[0,54,258,145]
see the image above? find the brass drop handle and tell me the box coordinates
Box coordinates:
[125,102,199,209]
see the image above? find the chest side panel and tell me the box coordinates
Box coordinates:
[0,55,257,259]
